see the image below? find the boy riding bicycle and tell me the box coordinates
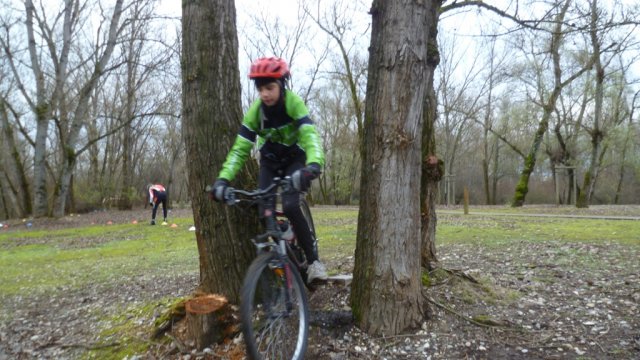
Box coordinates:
[211,57,328,284]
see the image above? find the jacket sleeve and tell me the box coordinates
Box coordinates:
[217,101,261,181]
[286,91,325,167]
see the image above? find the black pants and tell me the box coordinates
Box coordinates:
[151,191,167,220]
[259,153,318,264]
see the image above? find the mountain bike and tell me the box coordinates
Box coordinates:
[218,176,316,360]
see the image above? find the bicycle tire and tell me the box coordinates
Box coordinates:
[241,252,309,360]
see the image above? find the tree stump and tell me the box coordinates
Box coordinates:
[185,293,235,350]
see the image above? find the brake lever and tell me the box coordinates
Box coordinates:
[224,188,236,205]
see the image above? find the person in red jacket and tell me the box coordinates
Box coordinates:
[148,184,168,225]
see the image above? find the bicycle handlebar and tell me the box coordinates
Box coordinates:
[206,177,296,206]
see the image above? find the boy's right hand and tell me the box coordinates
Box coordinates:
[211,179,230,202]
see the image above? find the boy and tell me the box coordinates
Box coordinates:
[212,57,327,284]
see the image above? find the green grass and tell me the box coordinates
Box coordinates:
[312,207,359,261]
[4,207,634,300]
[0,221,198,297]
[83,297,186,360]
[436,214,640,246]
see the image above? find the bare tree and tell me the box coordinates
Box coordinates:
[0,0,127,217]
[576,0,639,207]
[311,83,360,204]
[0,0,56,217]
[0,69,32,218]
[49,0,127,218]
[435,32,489,199]
[510,0,599,207]
[615,89,639,203]
[305,0,368,144]
[239,1,327,104]
[0,96,31,218]
[300,0,369,206]
[111,0,175,209]
[477,34,511,205]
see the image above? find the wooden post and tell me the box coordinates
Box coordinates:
[555,169,560,205]
[185,294,235,350]
[463,186,469,215]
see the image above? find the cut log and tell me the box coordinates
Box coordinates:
[185,293,236,350]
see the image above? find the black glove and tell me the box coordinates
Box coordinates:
[291,163,321,191]
[210,178,230,202]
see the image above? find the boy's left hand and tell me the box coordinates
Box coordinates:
[292,163,321,191]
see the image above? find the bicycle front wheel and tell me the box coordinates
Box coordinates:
[240,252,309,360]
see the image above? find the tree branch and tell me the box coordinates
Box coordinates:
[441,0,545,30]
[472,117,526,159]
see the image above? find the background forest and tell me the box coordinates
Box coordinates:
[1,0,639,220]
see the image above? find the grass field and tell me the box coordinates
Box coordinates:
[1,206,638,299]
[0,205,638,359]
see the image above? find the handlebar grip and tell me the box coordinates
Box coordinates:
[204,184,236,205]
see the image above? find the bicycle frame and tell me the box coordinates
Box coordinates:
[227,177,309,274]
[221,176,311,359]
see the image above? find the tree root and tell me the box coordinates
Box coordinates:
[436,268,480,284]
[424,294,519,331]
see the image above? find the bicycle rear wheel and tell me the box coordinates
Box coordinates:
[240,252,309,360]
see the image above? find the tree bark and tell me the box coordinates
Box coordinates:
[0,99,31,217]
[182,0,258,304]
[420,0,443,270]
[351,0,431,336]
[24,0,50,217]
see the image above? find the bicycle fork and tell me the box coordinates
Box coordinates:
[278,240,296,314]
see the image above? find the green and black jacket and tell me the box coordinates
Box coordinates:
[218,89,325,181]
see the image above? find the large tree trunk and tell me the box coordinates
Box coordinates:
[182,0,258,305]
[0,99,31,217]
[351,0,431,336]
[119,52,135,210]
[420,0,442,270]
[512,114,551,207]
[25,0,50,218]
[32,112,50,217]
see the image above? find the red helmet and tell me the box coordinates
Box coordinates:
[249,57,290,79]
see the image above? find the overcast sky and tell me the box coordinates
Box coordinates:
[158,0,639,89]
